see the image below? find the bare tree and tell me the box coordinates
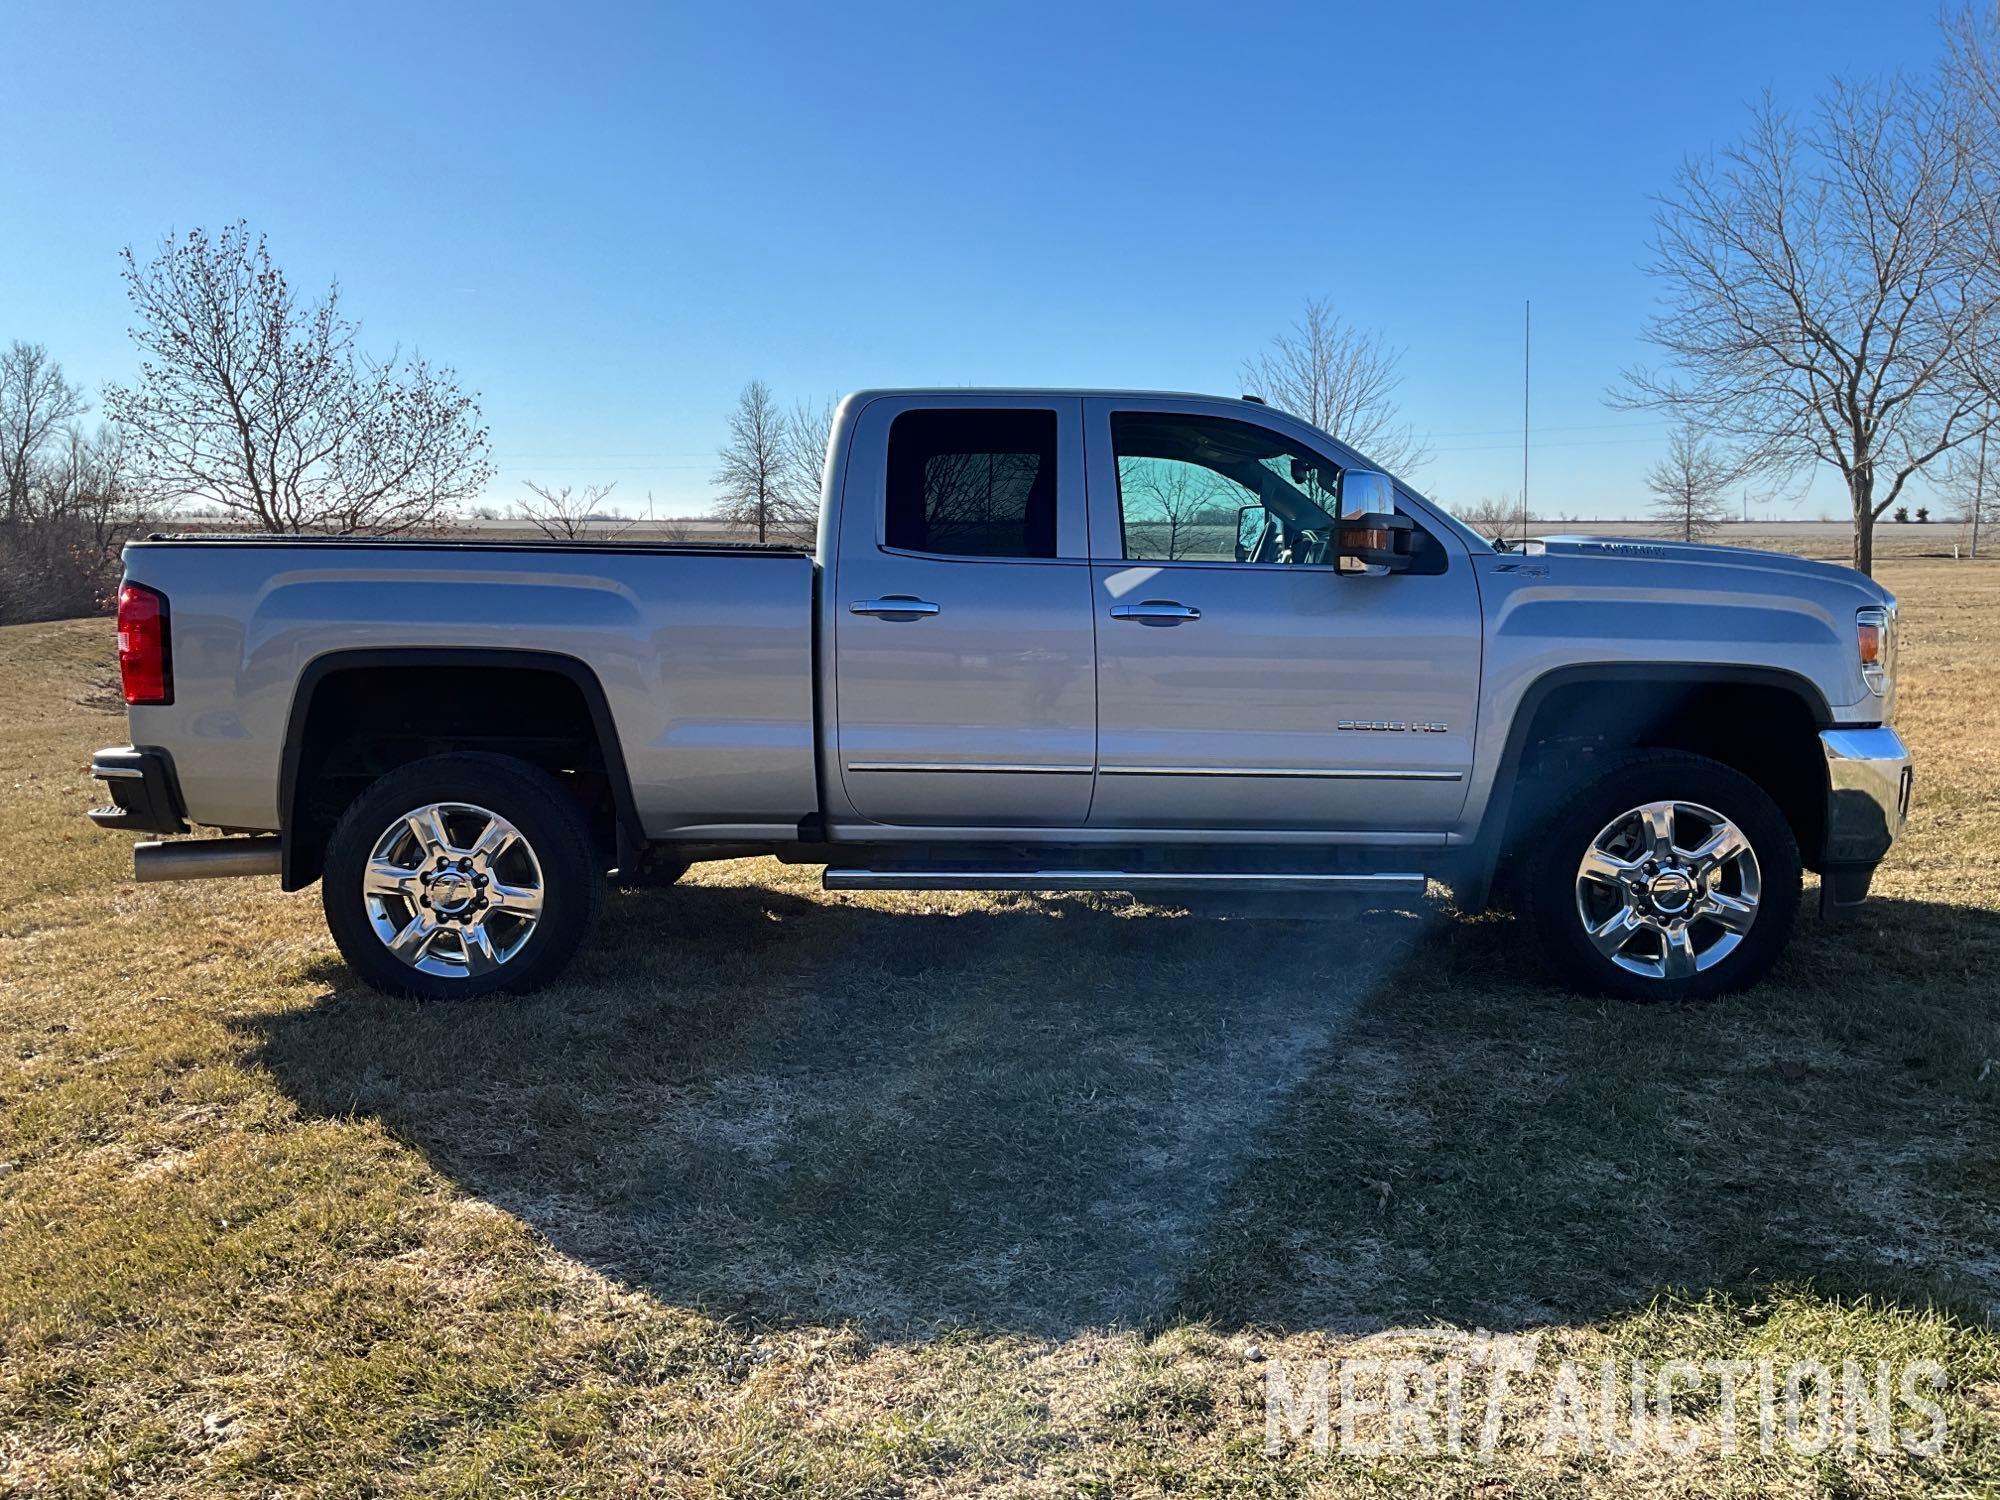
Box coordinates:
[778,395,836,545]
[0,341,89,526]
[514,481,631,542]
[1242,299,1431,475]
[1646,426,1738,541]
[1615,79,2000,575]
[1945,6,2000,153]
[1938,417,1998,556]
[0,413,149,623]
[1455,493,1527,539]
[103,223,494,534]
[714,379,812,544]
[1117,459,1235,558]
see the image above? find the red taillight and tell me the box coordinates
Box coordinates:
[116,583,172,705]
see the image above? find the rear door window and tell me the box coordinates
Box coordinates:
[884,409,1059,558]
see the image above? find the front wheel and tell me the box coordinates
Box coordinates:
[1523,752,1801,1002]
[322,753,602,999]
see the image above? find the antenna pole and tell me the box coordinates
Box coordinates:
[1974,416,1989,560]
[1521,300,1531,542]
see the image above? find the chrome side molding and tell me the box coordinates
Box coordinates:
[845,762,1094,774]
[1097,765,1463,781]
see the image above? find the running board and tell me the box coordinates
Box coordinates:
[820,868,1428,895]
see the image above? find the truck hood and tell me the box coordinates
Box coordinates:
[1521,534,1895,604]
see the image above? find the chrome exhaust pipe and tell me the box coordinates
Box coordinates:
[134,836,282,883]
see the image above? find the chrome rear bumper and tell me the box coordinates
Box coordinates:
[1818,727,1913,919]
[87,745,188,835]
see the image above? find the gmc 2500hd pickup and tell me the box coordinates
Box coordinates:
[89,389,1913,1002]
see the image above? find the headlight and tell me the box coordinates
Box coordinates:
[1857,605,1893,699]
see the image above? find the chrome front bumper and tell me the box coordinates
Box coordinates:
[1818,727,1913,918]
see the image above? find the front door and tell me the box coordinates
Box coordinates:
[831,395,1096,827]
[1082,397,1481,834]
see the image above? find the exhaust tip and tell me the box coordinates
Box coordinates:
[134,836,282,883]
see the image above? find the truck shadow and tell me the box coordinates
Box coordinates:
[242,876,2000,1342]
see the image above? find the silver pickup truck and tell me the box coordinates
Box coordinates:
[89,389,1912,1002]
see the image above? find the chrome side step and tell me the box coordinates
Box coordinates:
[821,868,1427,895]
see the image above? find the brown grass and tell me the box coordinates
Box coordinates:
[2,558,1998,1495]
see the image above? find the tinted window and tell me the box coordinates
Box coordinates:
[1113,411,1344,565]
[885,408,1059,558]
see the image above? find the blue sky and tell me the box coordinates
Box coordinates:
[3,0,1956,519]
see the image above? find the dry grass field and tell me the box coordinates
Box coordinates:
[2,548,1998,1495]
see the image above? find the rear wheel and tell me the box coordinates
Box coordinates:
[322,753,602,999]
[1524,752,1800,1001]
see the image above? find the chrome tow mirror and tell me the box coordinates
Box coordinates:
[1337,471,1414,572]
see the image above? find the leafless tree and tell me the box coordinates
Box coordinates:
[1,341,89,526]
[1455,493,1527,539]
[1242,299,1431,475]
[103,223,494,534]
[514,481,631,542]
[1117,459,1236,558]
[1645,426,1739,542]
[1936,416,1998,556]
[778,395,836,544]
[1945,6,2000,151]
[0,413,150,623]
[714,379,812,544]
[1614,79,2000,575]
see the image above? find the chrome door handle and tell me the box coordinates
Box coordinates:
[1110,600,1201,625]
[850,596,941,619]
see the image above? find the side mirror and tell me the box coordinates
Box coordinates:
[1339,511,1415,572]
[1337,470,1412,572]
[1235,504,1267,562]
[1341,469,1396,513]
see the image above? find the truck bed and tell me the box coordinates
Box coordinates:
[120,537,821,841]
[143,532,812,556]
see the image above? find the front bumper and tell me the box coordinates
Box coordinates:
[87,745,188,835]
[1818,726,1913,919]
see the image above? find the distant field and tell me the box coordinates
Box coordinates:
[1,562,1997,1494]
[1540,518,1984,563]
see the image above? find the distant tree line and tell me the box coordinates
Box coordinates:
[1,221,495,620]
[0,341,145,622]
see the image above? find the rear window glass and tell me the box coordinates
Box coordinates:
[884,408,1059,558]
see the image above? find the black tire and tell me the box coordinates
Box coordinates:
[1523,751,1801,1002]
[321,752,602,1000]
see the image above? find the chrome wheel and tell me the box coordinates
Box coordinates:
[362,802,544,979]
[1573,799,1761,981]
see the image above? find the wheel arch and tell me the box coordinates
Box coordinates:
[1462,662,1833,910]
[278,647,643,891]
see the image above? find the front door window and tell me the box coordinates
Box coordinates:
[1112,411,1346,566]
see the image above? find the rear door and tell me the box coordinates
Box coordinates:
[1082,396,1480,833]
[830,395,1096,827]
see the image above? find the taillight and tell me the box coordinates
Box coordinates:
[116,583,172,705]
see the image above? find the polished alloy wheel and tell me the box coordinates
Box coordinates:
[1573,799,1760,981]
[362,801,544,979]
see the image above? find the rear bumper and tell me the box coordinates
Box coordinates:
[1817,727,1913,920]
[87,745,188,835]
